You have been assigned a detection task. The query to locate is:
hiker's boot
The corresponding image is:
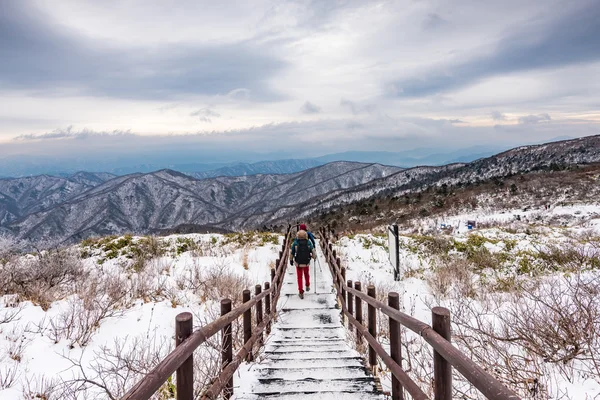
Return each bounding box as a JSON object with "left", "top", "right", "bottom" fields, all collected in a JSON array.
[
  {"left": 299, "top": 291, "right": 304, "bottom": 299},
  {"left": 306, "top": 286, "right": 310, "bottom": 292}
]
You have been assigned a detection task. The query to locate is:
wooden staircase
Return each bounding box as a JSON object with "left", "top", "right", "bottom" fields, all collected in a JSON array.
[{"left": 233, "top": 241, "right": 384, "bottom": 399}]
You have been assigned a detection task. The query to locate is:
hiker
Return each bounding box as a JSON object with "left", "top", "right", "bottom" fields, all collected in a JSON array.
[
  {"left": 290, "top": 229, "right": 316, "bottom": 299},
  {"left": 299, "top": 223, "right": 316, "bottom": 248}
]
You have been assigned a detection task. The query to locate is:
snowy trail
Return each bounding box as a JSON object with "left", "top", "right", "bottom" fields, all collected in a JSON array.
[{"left": 233, "top": 240, "right": 384, "bottom": 399}]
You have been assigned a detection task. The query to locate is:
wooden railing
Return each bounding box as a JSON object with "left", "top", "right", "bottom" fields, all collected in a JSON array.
[
  {"left": 121, "top": 225, "right": 292, "bottom": 400},
  {"left": 319, "top": 227, "right": 521, "bottom": 400}
]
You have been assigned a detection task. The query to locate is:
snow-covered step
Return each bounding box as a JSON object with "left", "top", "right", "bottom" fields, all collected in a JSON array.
[
  {"left": 264, "top": 350, "right": 357, "bottom": 360},
  {"left": 233, "top": 240, "right": 384, "bottom": 400},
  {"left": 235, "top": 392, "right": 383, "bottom": 400},
  {"left": 251, "top": 377, "right": 379, "bottom": 394},
  {"left": 265, "top": 343, "right": 349, "bottom": 352},
  {"left": 254, "top": 366, "right": 373, "bottom": 380},
  {"left": 259, "top": 356, "right": 366, "bottom": 369}
]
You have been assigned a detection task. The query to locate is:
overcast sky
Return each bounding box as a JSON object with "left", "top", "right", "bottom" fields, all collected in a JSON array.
[{"left": 1, "top": 0, "right": 599, "bottom": 161}]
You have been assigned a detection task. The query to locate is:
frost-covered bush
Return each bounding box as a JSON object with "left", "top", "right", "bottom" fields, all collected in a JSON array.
[{"left": 0, "top": 248, "right": 86, "bottom": 309}]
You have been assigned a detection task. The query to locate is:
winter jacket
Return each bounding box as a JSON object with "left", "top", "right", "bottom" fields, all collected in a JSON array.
[{"left": 290, "top": 230, "right": 315, "bottom": 264}]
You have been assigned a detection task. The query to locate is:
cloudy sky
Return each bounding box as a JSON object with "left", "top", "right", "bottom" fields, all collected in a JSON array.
[{"left": 1, "top": 0, "right": 599, "bottom": 163}]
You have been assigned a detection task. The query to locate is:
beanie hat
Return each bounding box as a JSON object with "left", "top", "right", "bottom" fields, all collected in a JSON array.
[{"left": 299, "top": 223, "right": 307, "bottom": 231}]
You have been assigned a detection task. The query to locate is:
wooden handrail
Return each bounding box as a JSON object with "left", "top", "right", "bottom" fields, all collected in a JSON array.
[
  {"left": 319, "top": 227, "right": 521, "bottom": 400},
  {"left": 342, "top": 296, "right": 429, "bottom": 399},
  {"left": 201, "top": 313, "right": 273, "bottom": 399},
  {"left": 122, "top": 289, "right": 273, "bottom": 399},
  {"left": 122, "top": 225, "right": 292, "bottom": 400}
]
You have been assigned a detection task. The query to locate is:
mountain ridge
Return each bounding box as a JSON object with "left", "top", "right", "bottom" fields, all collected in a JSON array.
[{"left": 2, "top": 135, "right": 600, "bottom": 243}]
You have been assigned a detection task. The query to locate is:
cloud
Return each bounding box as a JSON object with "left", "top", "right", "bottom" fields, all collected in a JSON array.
[
  {"left": 518, "top": 113, "right": 552, "bottom": 124},
  {"left": 491, "top": 111, "right": 507, "bottom": 121},
  {"left": 0, "top": 2, "right": 286, "bottom": 101},
  {"left": 14, "top": 126, "right": 133, "bottom": 141},
  {"left": 390, "top": 1, "right": 600, "bottom": 97},
  {"left": 1, "top": 0, "right": 599, "bottom": 165},
  {"left": 300, "top": 101, "right": 321, "bottom": 114},
  {"left": 190, "top": 108, "right": 221, "bottom": 122},
  {"left": 340, "top": 99, "right": 375, "bottom": 115},
  {"left": 422, "top": 13, "right": 447, "bottom": 30}
]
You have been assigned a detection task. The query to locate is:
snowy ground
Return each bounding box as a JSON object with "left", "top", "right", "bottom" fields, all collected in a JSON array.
[
  {"left": 2, "top": 202, "right": 600, "bottom": 399},
  {"left": 0, "top": 233, "right": 282, "bottom": 399},
  {"left": 333, "top": 203, "right": 600, "bottom": 399}
]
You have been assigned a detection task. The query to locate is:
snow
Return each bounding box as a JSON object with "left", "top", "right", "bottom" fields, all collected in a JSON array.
[
  {"left": 0, "top": 233, "right": 282, "bottom": 399},
  {"left": 3, "top": 201, "right": 600, "bottom": 398},
  {"left": 331, "top": 204, "right": 600, "bottom": 399}
]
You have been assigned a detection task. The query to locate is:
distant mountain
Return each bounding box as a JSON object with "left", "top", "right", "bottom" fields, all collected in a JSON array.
[
  {"left": 187, "top": 159, "right": 325, "bottom": 179},
  {"left": 313, "top": 146, "right": 508, "bottom": 167},
  {"left": 263, "top": 135, "right": 600, "bottom": 225},
  {"left": 5, "top": 162, "right": 400, "bottom": 243},
  {"left": 3, "top": 135, "right": 600, "bottom": 243},
  {"left": 0, "top": 172, "right": 114, "bottom": 226}
]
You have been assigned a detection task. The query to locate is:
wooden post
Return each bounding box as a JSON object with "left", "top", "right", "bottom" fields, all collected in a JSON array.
[
  {"left": 432, "top": 307, "right": 452, "bottom": 400},
  {"left": 367, "top": 285, "right": 377, "bottom": 370},
  {"left": 264, "top": 282, "right": 271, "bottom": 334},
  {"left": 336, "top": 257, "right": 342, "bottom": 292},
  {"left": 354, "top": 281, "right": 362, "bottom": 344},
  {"left": 255, "top": 285, "right": 263, "bottom": 346},
  {"left": 271, "top": 268, "right": 276, "bottom": 283},
  {"left": 221, "top": 299, "right": 233, "bottom": 399},
  {"left": 388, "top": 292, "right": 404, "bottom": 400},
  {"left": 175, "top": 312, "right": 193, "bottom": 400},
  {"left": 341, "top": 267, "right": 346, "bottom": 323},
  {"left": 347, "top": 280, "right": 353, "bottom": 332},
  {"left": 242, "top": 290, "right": 252, "bottom": 362}
]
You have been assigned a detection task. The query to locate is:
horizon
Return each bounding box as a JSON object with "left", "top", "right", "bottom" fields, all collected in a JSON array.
[
  {"left": 0, "top": 133, "right": 593, "bottom": 178},
  {"left": 1, "top": 1, "right": 599, "bottom": 169}
]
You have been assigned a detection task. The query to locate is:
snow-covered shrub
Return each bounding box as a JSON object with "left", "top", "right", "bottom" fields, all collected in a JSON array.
[
  {"left": 0, "top": 248, "right": 86, "bottom": 310},
  {"left": 46, "top": 275, "right": 126, "bottom": 348},
  {"left": 0, "top": 360, "right": 18, "bottom": 390},
  {"left": 451, "top": 274, "right": 600, "bottom": 398},
  {"left": 426, "top": 258, "right": 475, "bottom": 299},
  {"left": 61, "top": 334, "right": 172, "bottom": 399},
  {"left": 22, "top": 375, "right": 58, "bottom": 400}
]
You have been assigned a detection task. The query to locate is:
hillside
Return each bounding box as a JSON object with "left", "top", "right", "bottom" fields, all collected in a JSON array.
[
  {"left": 268, "top": 135, "right": 600, "bottom": 227},
  {"left": 4, "top": 162, "right": 399, "bottom": 243},
  {"left": 0, "top": 172, "right": 115, "bottom": 226}
]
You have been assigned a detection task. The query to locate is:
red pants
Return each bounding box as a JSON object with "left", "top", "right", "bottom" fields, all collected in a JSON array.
[{"left": 296, "top": 264, "right": 310, "bottom": 293}]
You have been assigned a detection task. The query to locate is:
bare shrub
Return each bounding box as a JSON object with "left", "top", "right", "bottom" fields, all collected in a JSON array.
[
  {"left": 0, "top": 359, "right": 19, "bottom": 390},
  {"left": 0, "top": 298, "right": 22, "bottom": 325},
  {"left": 426, "top": 258, "right": 475, "bottom": 299},
  {"left": 0, "top": 247, "right": 86, "bottom": 309},
  {"left": 197, "top": 259, "right": 251, "bottom": 306},
  {"left": 0, "top": 234, "right": 19, "bottom": 263},
  {"left": 193, "top": 343, "right": 223, "bottom": 398},
  {"left": 61, "top": 334, "right": 172, "bottom": 399},
  {"left": 46, "top": 276, "right": 126, "bottom": 348},
  {"left": 451, "top": 274, "right": 600, "bottom": 398},
  {"left": 22, "top": 375, "right": 59, "bottom": 400}
]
